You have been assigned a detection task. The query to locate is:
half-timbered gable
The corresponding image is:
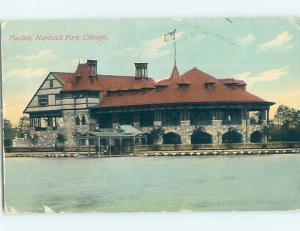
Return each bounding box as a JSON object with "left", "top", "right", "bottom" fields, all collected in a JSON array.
[{"left": 24, "top": 73, "right": 64, "bottom": 113}]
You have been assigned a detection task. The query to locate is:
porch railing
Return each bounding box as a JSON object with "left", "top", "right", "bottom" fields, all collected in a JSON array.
[{"left": 222, "top": 120, "right": 242, "bottom": 125}]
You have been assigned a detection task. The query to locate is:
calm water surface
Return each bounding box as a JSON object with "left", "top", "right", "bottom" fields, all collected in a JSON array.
[{"left": 4, "top": 155, "right": 300, "bottom": 212}]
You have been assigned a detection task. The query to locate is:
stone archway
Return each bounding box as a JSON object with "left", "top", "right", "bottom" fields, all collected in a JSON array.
[
  {"left": 222, "top": 131, "right": 243, "bottom": 144},
  {"left": 250, "top": 131, "right": 263, "bottom": 143},
  {"left": 191, "top": 130, "right": 212, "bottom": 144},
  {"left": 163, "top": 132, "right": 182, "bottom": 144}
]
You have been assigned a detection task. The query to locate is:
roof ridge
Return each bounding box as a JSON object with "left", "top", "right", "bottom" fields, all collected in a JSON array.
[
  {"left": 52, "top": 71, "right": 74, "bottom": 74},
  {"left": 181, "top": 67, "right": 220, "bottom": 83}
]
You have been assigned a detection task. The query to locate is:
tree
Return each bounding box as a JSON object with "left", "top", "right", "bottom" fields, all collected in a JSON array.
[
  {"left": 274, "top": 105, "right": 299, "bottom": 127},
  {"left": 17, "top": 116, "right": 30, "bottom": 138},
  {"left": 4, "top": 119, "right": 17, "bottom": 147},
  {"left": 56, "top": 132, "right": 67, "bottom": 151},
  {"left": 269, "top": 105, "right": 300, "bottom": 142}
]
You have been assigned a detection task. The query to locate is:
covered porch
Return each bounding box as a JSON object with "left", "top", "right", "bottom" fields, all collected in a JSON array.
[{"left": 77, "top": 125, "right": 147, "bottom": 156}]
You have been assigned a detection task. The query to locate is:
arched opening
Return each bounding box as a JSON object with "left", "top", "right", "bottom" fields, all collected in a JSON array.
[
  {"left": 81, "top": 115, "right": 86, "bottom": 125},
  {"left": 191, "top": 130, "right": 212, "bottom": 144},
  {"left": 163, "top": 132, "right": 181, "bottom": 144},
  {"left": 75, "top": 115, "right": 80, "bottom": 125},
  {"left": 222, "top": 131, "right": 243, "bottom": 144},
  {"left": 250, "top": 131, "right": 263, "bottom": 143}
]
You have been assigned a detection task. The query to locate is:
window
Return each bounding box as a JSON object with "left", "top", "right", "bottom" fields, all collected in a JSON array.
[
  {"left": 178, "top": 84, "right": 188, "bottom": 90},
  {"left": 205, "top": 83, "right": 215, "bottom": 90},
  {"left": 38, "top": 95, "right": 48, "bottom": 107},
  {"left": 76, "top": 115, "right": 81, "bottom": 125},
  {"left": 49, "top": 80, "right": 54, "bottom": 88},
  {"left": 55, "top": 94, "right": 61, "bottom": 100},
  {"left": 82, "top": 115, "right": 86, "bottom": 125}
]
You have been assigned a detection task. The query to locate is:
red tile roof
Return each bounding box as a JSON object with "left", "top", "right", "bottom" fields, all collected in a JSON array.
[
  {"left": 99, "top": 67, "right": 272, "bottom": 108},
  {"left": 52, "top": 62, "right": 273, "bottom": 108},
  {"left": 53, "top": 63, "right": 155, "bottom": 92}
]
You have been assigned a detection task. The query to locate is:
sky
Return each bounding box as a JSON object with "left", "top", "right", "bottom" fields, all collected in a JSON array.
[{"left": 1, "top": 18, "right": 300, "bottom": 125}]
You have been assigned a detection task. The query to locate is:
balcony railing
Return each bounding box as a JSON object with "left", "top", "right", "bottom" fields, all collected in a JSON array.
[
  {"left": 162, "top": 121, "right": 180, "bottom": 126},
  {"left": 222, "top": 120, "right": 242, "bottom": 125},
  {"left": 190, "top": 120, "right": 213, "bottom": 125}
]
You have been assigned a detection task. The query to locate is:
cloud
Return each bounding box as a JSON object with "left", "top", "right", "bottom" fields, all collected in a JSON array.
[
  {"left": 259, "top": 31, "right": 292, "bottom": 50},
  {"left": 237, "top": 34, "right": 255, "bottom": 46},
  {"left": 117, "top": 31, "right": 185, "bottom": 59},
  {"left": 6, "top": 67, "right": 48, "bottom": 79},
  {"left": 11, "top": 49, "right": 57, "bottom": 61},
  {"left": 233, "top": 67, "right": 288, "bottom": 86}
]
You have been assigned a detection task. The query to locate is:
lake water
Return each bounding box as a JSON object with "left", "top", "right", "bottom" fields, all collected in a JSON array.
[{"left": 4, "top": 154, "right": 300, "bottom": 213}]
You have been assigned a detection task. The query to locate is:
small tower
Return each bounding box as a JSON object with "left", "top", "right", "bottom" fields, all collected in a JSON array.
[{"left": 135, "top": 63, "right": 148, "bottom": 79}]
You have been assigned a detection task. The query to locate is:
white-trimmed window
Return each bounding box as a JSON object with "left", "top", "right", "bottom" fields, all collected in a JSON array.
[
  {"left": 49, "top": 80, "right": 54, "bottom": 88},
  {"left": 38, "top": 95, "right": 48, "bottom": 107}
]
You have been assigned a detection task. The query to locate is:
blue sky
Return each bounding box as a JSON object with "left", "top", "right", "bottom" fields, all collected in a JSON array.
[{"left": 2, "top": 18, "right": 300, "bottom": 124}]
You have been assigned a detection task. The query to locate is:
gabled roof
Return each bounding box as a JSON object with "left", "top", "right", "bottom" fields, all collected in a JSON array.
[
  {"left": 54, "top": 63, "right": 155, "bottom": 92},
  {"left": 98, "top": 67, "right": 273, "bottom": 108},
  {"left": 42, "top": 62, "right": 273, "bottom": 109}
]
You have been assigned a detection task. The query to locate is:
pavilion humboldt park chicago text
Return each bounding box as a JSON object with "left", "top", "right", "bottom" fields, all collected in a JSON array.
[{"left": 20, "top": 54, "right": 275, "bottom": 155}]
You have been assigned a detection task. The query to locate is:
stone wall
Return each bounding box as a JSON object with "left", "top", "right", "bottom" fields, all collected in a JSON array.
[
  {"left": 24, "top": 111, "right": 267, "bottom": 147},
  {"left": 138, "top": 119, "right": 266, "bottom": 145},
  {"left": 27, "top": 128, "right": 59, "bottom": 147},
  {"left": 62, "top": 109, "right": 92, "bottom": 146},
  {"left": 23, "top": 109, "right": 93, "bottom": 147}
]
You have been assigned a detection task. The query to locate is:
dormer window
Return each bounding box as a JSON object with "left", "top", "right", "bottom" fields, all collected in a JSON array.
[
  {"left": 155, "top": 86, "right": 167, "bottom": 92},
  {"left": 205, "top": 82, "right": 215, "bottom": 90},
  {"left": 178, "top": 83, "right": 189, "bottom": 90},
  {"left": 107, "top": 91, "right": 113, "bottom": 97},
  {"left": 177, "top": 80, "right": 190, "bottom": 90},
  {"left": 75, "top": 76, "right": 81, "bottom": 84}
]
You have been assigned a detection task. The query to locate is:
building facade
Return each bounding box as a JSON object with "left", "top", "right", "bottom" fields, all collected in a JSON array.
[{"left": 23, "top": 60, "right": 274, "bottom": 148}]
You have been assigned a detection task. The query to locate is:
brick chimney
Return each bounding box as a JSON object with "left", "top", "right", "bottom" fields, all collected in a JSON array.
[
  {"left": 135, "top": 63, "right": 148, "bottom": 79},
  {"left": 87, "top": 60, "right": 97, "bottom": 76}
]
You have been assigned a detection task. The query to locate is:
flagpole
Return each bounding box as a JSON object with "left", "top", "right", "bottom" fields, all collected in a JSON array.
[{"left": 174, "top": 29, "right": 176, "bottom": 66}]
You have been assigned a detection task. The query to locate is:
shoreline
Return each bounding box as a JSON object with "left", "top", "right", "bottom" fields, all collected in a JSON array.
[{"left": 4, "top": 148, "right": 300, "bottom": 158}]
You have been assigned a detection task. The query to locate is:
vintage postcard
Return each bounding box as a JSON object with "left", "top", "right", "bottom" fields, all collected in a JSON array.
[{"left": 1, "top": 18, "right": 300, "bottom": 213}]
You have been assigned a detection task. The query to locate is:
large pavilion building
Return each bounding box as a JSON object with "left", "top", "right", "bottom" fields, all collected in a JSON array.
[{"left": 23, "top": 60, "right": 274, "bottom": 151}]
